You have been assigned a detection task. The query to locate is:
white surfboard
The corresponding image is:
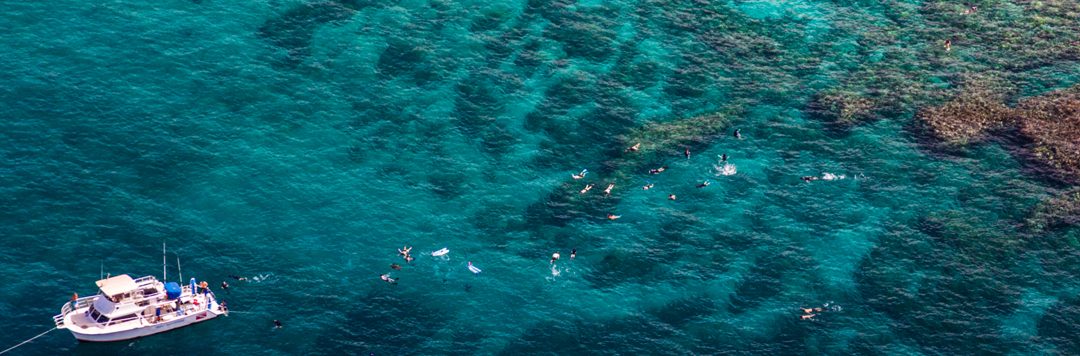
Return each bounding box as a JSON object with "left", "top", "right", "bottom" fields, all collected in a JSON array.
[{"left": 432, "top": 248, "right": 449, "bottom": 257}]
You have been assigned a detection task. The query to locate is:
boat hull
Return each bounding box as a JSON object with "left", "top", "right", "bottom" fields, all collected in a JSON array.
[{"left": 66, "top": 310, "right": 221, "bottom": 342}]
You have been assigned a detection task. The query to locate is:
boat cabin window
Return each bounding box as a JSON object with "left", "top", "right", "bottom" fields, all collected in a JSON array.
[{"left": 88, "top": 305, "right": 109, "bottom": 323}]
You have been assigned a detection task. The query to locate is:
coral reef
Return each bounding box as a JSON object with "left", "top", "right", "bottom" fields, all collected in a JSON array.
[
  {"left": 808, "top": 90, "right": 876, "bottom": 127},
  {"left": 917, "top": 82, "right": 1080, "bottom": 182},
  {"left": 1014, "top": 86, "right": 1080, "bottom": 180},
  {"left": 917, "top": 77, "right": 1014, "bottom": 145},
  {"left": 1026, "top": 189, "right": 1080, "bottom": 231}
]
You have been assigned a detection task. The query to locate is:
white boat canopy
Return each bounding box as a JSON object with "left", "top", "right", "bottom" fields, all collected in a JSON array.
[{"left": 95, "top": 274, "right": 137, "bottom": 296}]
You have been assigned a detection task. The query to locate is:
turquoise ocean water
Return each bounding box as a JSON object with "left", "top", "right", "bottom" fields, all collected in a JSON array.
[{"left": 2, "top": 0, "right": 1080, "bottom": 354}]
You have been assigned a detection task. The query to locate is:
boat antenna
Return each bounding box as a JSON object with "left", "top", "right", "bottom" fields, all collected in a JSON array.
[
  {"left": 162, "top": 242, "right": 167, "bottom": 281},
  {"left": 176, "top": 254, "right": 183, "bottom": 283},
  {"left": 100, "top": 260, "right": 104, "bottom": 280}
]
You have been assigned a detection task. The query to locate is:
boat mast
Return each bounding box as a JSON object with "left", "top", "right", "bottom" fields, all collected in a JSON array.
[
  {"left": 162, "top": 242, "right": 167, "bottom": 281},
  {"left": 177, "top": 254, "right": 183, "bottom": 282}
]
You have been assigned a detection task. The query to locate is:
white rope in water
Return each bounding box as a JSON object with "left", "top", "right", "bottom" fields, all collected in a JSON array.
[{"left": 0, "top": 327, "right": 56, "bottom": 355}]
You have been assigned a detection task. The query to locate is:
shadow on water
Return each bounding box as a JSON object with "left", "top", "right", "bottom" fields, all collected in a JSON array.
[
  {"left": 649, "top": 294, "right": 717, "bottom": 328},
  {"left": 258, "top": 1, "right": 373, "bottom": 67},
  {"left": 1038, "top": 292, "right": 1080, "bottom": 354},
  {"left": 314, "top": 293, "right": 447, "bottom": 354},
  {"left": 728, "top": 247, "right": 815, "bottom": 314},
  {"left": 854, "top": 213, "right": 1032, "bottom": 353},
  {"left": 498, "top": 315, "right": 684, "bottom": 355}
]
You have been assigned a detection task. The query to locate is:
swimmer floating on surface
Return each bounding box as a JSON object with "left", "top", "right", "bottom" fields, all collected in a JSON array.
[
  {"left": 551, "top": 251, "right": 560, "bottom": 264},
  {"left": 643, "top": 183, "right": 654, "bottom": 190},
  {"left": 604, "top": 182, "right": 615, "bottom": 195},
  {"left": 607, "top": 213, "right": 621, "bottom": 220},
  {"left": 625, "top": 143, "right": 641, "bottom": 152},
  {"left": 580, "top": 184, "right": 594, "bottom": 194},
  {"left": 571, "top": 169, "right": 588, "bottom": 180},
  {"left": 649, "top": 166, "right": 668, "bottom": 174}
]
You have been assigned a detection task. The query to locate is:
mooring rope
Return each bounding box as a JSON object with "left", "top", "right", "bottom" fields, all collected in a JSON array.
[{"left": 0, "top": 327, "right": 57, "bottom": 355}]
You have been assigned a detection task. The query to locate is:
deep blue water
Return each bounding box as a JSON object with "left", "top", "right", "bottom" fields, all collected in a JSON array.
[{"left": 2, "top": 0, "right": 1080, "bottom": 354}]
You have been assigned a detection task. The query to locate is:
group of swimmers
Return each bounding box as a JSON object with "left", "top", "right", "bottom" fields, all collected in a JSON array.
[
  {"left": 380, "top": 246, "right": 418, "bottom": 284},
  {"left": 550, "top": 249, "right": 577, "bottom": 264},
  {"left": 574, "top": 128, "right": 743, "bottom": 219}
]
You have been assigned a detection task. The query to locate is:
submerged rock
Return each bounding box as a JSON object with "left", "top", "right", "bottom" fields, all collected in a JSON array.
[
  {"left": 807, "top": 90, "right": 876, "bottom": 127},
  {"left": 1026, "top": 189, "right": 1080, "bottom": 231},
  {"left": 917, "top": 83, "right": 1080, "bottom": 183},
  {"left": 916, "top": 78, "right": 1014, "bottom": 146},
  {"left": 1014, "top": 86, "right": 1080, "bottom": 181}
]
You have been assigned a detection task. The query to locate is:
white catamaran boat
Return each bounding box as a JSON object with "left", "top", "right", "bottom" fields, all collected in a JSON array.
[{"left": 52, "top": 246, "right": 226, "bottom": 342}]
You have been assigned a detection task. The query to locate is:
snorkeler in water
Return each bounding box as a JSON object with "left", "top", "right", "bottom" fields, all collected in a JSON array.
[
  {"left": 571, "top": 169, "right": 588, "bottom": 180},
  {"left": 944, "top": 39, "right": 952, "bottom": 51},
  {"left": 626, "top": 143, "right": 641, "bottom": 152},
  {"left": 604, "top": 182, "right": 615, "bottom": 195},
  {"left": 696, "top": 181, "right": 710, "bottom": 188},
  {"left": 229, "top": 275, "right": 248, "bottom": 281},
  {"left": 607, "top": 213, "right": 621, "bottom": 220},
  {"left": 551, "top": 251, "right": 560, "bottom": 264},
  {"left": 380, "top": 274, "right": 397, "bottom": 284},
  {"left": 721, "top": 153, "right": 728, "bottom": 162},
  {"left": 570, "top": 249, "right": 576, "bottom": 259},
  {"left": 733, "top": 128, "right": 742, "bottom": 139},
  {"left": 391, "top": 263, "right": 402, "bottom": 270},
  {"left": 801, "top": 176, "right": 819, "bottom": 183},
  {"left": 643, "top": 183, "right": 654, "bottom": 190},
  {"left": 580, "top": 184, "right": 594, "bottom": 194},
  {"left": 649, "top": 166, "right": 668, "bottom": 174},
  {"left": 668, "top": 194, "right": 677, "bottom": 200},
  {"left": 685, "top": 148, "right": 691, "bottom": 159}
]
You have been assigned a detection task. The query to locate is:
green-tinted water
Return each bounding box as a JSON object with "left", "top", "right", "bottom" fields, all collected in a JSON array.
[{"left": 2, "top": 0, "right": 1079, "bottom": 354}]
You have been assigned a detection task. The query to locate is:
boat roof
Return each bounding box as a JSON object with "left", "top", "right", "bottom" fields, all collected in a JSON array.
[{"left": 95, "top": 274, "right": 137, "bottom": 296}]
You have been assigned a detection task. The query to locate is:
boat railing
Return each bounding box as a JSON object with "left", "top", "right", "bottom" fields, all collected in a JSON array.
[{"left": 53, "top": 296, "right": 95, "bottom": 328}]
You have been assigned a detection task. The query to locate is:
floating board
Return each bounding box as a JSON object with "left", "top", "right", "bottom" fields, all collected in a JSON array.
[
  {"left": 468, "top": 262, "right": 482, "bottom": 274},
  {"left": 432, "top": 248, "right": 450, "bottom": 257}
]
